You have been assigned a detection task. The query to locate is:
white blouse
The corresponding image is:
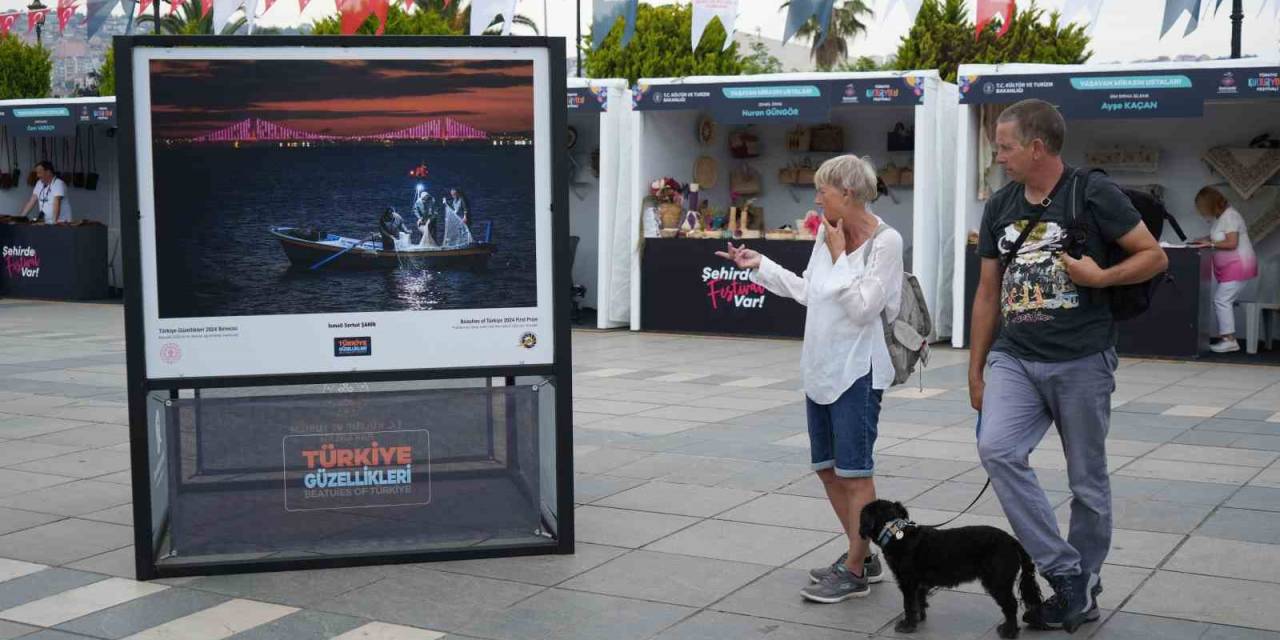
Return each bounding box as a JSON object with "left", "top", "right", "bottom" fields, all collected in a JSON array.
[{"left": 751, "top": 218, "right": 903, "bottom": 403}]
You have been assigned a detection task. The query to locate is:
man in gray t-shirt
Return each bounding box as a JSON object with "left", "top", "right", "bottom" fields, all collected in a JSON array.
[{"left": 968, "top": 99, "right": 1167, "bottom": 634}]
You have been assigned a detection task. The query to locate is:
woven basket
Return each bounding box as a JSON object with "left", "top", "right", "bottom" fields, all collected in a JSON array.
[{"left": 659, "top": 202, "right": 683, "bottom": 229}]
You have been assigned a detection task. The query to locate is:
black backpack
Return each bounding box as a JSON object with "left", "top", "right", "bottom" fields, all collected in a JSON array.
[{"left": 1067, "top": 168, "right": 1182, "bottom": 321}]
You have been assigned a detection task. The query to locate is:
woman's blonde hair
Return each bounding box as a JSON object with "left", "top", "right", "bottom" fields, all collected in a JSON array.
[
  {"left": 814, "top": 155, "right": 879, "bottom": 204},
  {"left": 1195, "top": 186, "right": 1230, "bottom": 215}
]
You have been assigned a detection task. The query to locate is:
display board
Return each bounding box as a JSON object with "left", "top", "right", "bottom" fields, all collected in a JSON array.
[{"left": 127, "top": 44, "right": 556, "bottom": 379}]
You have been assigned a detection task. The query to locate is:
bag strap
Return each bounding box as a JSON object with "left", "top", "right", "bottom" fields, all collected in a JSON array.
[
  {"left": 1000, "top": 205, "right": 1048, "bottom": 272},
  {"left": 88, "top": 128, "right": 97, "bottom": 172},
  {"left": 862, "top": 222, "right": 891, "bottom": 326}
]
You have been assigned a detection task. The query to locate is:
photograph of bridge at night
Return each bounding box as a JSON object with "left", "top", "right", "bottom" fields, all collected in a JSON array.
[{"left": 145, "top": 54, "right": 539, "bottom": 319}]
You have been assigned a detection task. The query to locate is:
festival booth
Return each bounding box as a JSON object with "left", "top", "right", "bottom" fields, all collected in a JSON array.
[
  {"left": 566, "top": 78, "right": 634, "bottom": 329},
  {"left": 629, "top": 71, "right": 958, "bottom": 339},
  {"left": 0, "top": 97, "right": 119, "bottom": 300},
  {"left": 952, "top": 59, "right": 1280, "bottom": 358},
  {"left": 117, "top": 36, "right": 573, "bottom": 579}
]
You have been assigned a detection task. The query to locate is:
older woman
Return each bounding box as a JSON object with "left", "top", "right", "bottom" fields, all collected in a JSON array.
[
  {"left": 717, "top": 155, "right": 904, "bottom": 603},
  {"left": 1190, "top": 187, "right": 1258, "bottom": 353}
]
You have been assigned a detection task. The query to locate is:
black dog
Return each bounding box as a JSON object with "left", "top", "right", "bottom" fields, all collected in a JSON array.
[{"left": 859, "top": 500, "right": 1043, "bottom": 639}]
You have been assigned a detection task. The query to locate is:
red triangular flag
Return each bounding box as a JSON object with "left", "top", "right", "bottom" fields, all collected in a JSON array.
[
  {"left": 200, "top": 0, "right": 212, "bottom": 16},
  {"left": 0, "top": 12, "right": 18, "bottom": 35},
  {"left": 169, "top": 0, "right": 185, "bottom": 15},
  {"left": 27, "top": 8, "right": 50, "bottom": 32},
  {"left": 56, "top": 0, "right": 77, "bottom": 32},
  {"left": 976, "top": 0, "right": 1016, "bottom": 38},
  {"left": 263, "top": 0, "right": 275, "bottom": 13},
  {"left": 443, "top": 0, "right": 449, "bottom": 6},
  {"left": 138, "top": 0, "right": 152, "bottom": 15},
  {"left": 299, "top": 0, "right": 311, "bottom": 13},
  {"left": 337, "top": 0, "right": 386, "bottom": 34}
]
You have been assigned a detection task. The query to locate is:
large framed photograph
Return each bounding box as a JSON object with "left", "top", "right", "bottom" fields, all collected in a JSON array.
[{"left": 126, "top": 43, "right": 556, "bottom": 379}]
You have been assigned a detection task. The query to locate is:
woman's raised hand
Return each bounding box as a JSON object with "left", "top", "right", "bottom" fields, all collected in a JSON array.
[{"left": 715, "top": 242, "right": 762, "bottom": 270}]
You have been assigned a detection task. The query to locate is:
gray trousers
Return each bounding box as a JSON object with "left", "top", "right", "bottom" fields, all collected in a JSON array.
[{"left": 977, "top": 348, "right": 1117, "bottom": 578}]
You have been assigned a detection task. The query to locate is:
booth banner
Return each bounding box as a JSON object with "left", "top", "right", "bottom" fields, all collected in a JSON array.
[
  {"left": 0, "top": 100, "right": 115, "bottom": 136},
  {"left": 0, "top": 223, "right": 108, "bottom": 300},
  {"left": 959, "top": 67, "right": 1280, "bottom": 118},
  {"left": 129, "top": 47, "right": 555, "bottom": 379},
  {"left": 567, "top": 86, "right": 608, "bottom": 112},
  {"left": 641, "top": 239, "right": 808, "bottom": 338},
  {"left": 633, "top": 77, "right": 924, "bottom": 123}
]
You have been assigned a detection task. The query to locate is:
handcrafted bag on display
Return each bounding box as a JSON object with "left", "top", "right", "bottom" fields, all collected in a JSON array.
[
  {"left": 786, "top": 125, "right": 811, "bottom": 152},
  {"left": 0, "top": 127, "right": 11, "bottom": 189},
  {"left": 697, "top": 115, "right": 717, "bottom": 145},
  {"left": 694, "top": 155, "right": 718, "bottom": 188},
  {"left": 795, "top": 157, "right": 817, "bottom": 185},
  {"left": 84, "top": 128, "right": 100, "bottom": 191},
  {"left": 27, "top": 139, "right": 40, "bottom": 186},
  {"left": 728, "top": 129, "right": 761, "bottom": 158},
  {"left": 10, "top": 133, "right": 19, "bottom": 188},
  {"left": 777, "top": 163, "right": 797, "bottom": 185},
  {"left": 809, "top": 124, "right": 845, "bottom": 152},
  {"left": 887, "top": 122, "right": 914, "bottom": 152},
  {"left": 71, "top": 127, "right": 86, "bottom": 188},
  {"left": 730, "top": 163, "right": 762, "bottom": 195},
  {"left": 658, "top": 202, "right": 683, "bottom": 229}
]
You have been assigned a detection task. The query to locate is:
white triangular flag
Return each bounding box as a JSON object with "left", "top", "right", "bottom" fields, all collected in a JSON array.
[
  {"left": 691, "top": 0, "right": 737, "bottom": 51},
  {"left": 1160, "top": 0, "right": 1202, "bottom": 37},
  {"left": 470, "top": 0, "right": 516, "bottom": 35},
  {"left": 1061, "top": 0, "right": 1104, "bottom": 34},
  {"left": 883, "top": 0, "right": 922, "bottom": 22},
  {"left": 212, "top": 0, "right": 240, "bottom": 33}
]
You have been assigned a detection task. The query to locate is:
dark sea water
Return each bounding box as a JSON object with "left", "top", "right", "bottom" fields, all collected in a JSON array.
[{"left": 153, "top": 144, "right": 537, "bottom": 319}]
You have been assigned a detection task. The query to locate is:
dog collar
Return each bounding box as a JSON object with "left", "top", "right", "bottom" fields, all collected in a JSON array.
[{"left": 876, "top": 518, "right": 915, "bottom": 547}]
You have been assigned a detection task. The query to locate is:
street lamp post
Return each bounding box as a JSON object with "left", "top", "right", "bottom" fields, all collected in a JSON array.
[
  {"left": 1230, "top": 0, "right": 1243, "bottom": 59},
  {"left": 26, "top": 0, "right": 45, "bottom": 46}
]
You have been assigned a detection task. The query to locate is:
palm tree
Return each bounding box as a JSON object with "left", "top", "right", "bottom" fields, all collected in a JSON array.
[
  {"left": 137, "top": 0, "right": 247, "bottom": 34},
  {"left": 782, "top": 0, "right": 873, "bottom": 70}
]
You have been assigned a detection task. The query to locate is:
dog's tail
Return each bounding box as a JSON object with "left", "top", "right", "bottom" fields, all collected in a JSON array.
[{"left": 1017, "top": 546, "right": 1043, "bottom": 609}]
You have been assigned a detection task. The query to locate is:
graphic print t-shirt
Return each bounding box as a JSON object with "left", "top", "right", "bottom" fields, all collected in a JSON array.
[{"left": 978, "top": 167, "right": 1142, "bottom": 362}]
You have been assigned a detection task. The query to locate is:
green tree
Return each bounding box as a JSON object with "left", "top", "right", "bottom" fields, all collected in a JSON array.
[
  {"left": 583, "top": 3, "right": 743, "bottom": 86},
  {"left": 740, "top": 38, "right": 783, "bottom": 75},
  {"left": 893, "top": 0, "right": 1090, "bottom": 82},
  {"left": 95, "top": 46, "right": 115, "bottom": 97},
  {"left": 137, "top": 0, "right": 248, "bottom": 34},
  {"left": 0, "top": 35, "right": 52, "bottom": 100},
  {"left": 311, "top": 3, "right": 460, "bottom": 35},
  {"left": 837, "top": 55, "right": 891, "bottom": 72},
  {"left": 311, "top": 1, "right": 536, "bottom": 35},
  {"left": 781, "top": 0, "right": 873, "bottom": 71}
]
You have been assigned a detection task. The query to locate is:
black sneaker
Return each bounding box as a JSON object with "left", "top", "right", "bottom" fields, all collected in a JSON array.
[
  {"left": 808, "top": 552, "right": 884, "bottom": 584},
  {"left": 1035, "top": 573, "right": 1099, "bottom": 633},
  {"left": 1026, "top": 576, "right": 1102, "bottom": 629}
]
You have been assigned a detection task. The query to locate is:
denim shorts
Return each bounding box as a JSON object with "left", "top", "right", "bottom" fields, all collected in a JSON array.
[{"left": 805, "top": 371, "right": 882, "bottom": 478}]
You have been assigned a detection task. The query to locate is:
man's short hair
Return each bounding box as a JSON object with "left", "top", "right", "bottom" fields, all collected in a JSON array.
[
  {"left": 35, "top": 160, "right": 55, "bottom": 173},
  {"left": 997, "top": 99, "right": 1066, "bottom": 155}
]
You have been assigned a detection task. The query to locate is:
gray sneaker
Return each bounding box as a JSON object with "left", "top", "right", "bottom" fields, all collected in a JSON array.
[
  {"left": 801, "top": 561, "right": 870, "bottom": 603},
  {"left": 809, "top": 552, "right": 884, "bottom": 584}
]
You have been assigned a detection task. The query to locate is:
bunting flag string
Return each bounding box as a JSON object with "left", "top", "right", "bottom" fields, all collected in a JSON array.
[
  {"left": 691, "top": 0, "right": 737, "bottom": 51},
  {"left": 26, "top": 7, "right": 50, "bottom": 32},
  {"left": 1060, "top": 0, "right": 1104, "bottom": 33},
  {"left": 976, "top": 0, "right": 1016, "bottom": 38},
  {"left": 1160, "top": 0, "right": 1203, "bottom": 37},
  {"left": 0, "top": 11, "right": 19, "bottom": 35},
  {"left": 56, "top": 0, "right": 77, "bottom": 32},
  {"left": 782, "top": 0, "right": 834, "bottom": 46},
  {"left": 882, "top": 0, "right": 922, "bottom": 22},
  {"left": 591, "top": 0, "right": 637, "bottom": 48},
  {"left": 337, "top": 0, "right": 388, "bottom": 34}
]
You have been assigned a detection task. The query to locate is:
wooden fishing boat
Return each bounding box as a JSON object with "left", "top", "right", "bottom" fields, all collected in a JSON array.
[{"left": 270, "top": 224, "right": 494, "bottom": 270}]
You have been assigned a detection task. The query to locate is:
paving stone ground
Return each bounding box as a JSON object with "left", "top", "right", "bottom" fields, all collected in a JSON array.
[{"left": 2, "top": 299, "right": 1280, "bottom": 639}]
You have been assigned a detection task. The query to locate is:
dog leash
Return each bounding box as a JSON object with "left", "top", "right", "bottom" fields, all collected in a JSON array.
[{"left": 916, "top": 413, "right": 991, "bottom": 529}]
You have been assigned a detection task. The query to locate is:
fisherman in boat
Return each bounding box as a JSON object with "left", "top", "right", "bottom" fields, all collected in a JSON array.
[
  {"left": 379, "top": 207, "right": 410, "bottom": 251},
  {"left": 445, "top": 188, "right": 471, "bottom": 227},
  {"left": 414, "top": 190, "right": 442, "bottom": 246}
]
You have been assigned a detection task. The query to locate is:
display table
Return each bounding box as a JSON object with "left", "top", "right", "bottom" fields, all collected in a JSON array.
[
  {"left": 641, "top": 238, "right": 811, "bottom": 338},
  {"left": 960, "top": 245, "right": 1210, "bottom": 358},
  {"left": 0, "top": 221, "right": 108, "bottom": 300}
]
